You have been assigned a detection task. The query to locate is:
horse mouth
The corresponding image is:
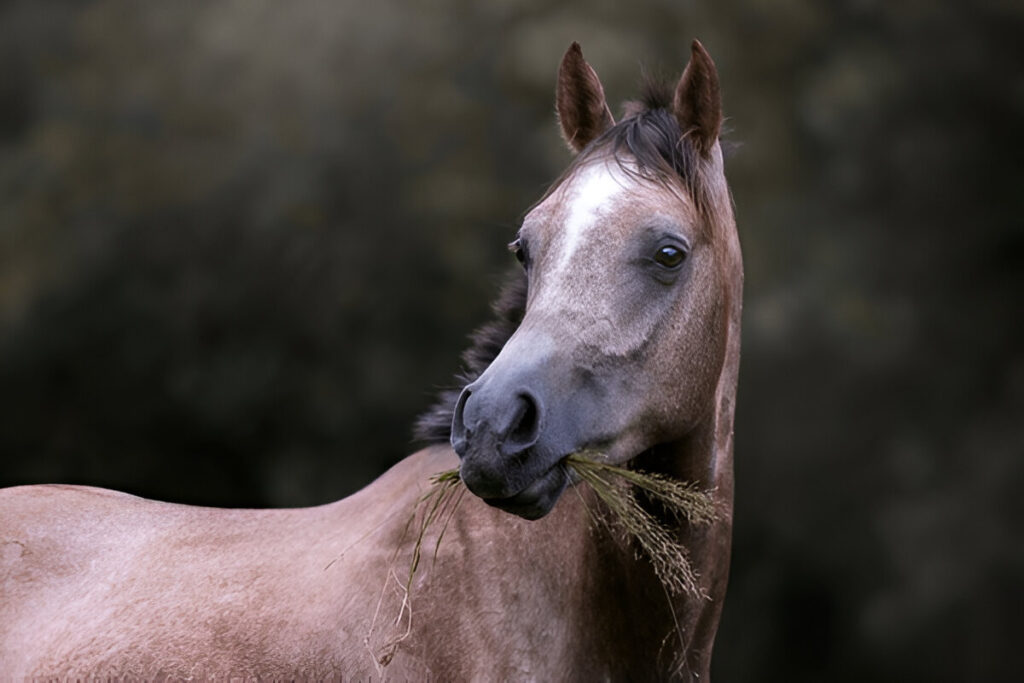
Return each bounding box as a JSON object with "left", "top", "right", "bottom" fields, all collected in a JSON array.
[
  {"left": 480, "top": 464, "right": 569, "bottom": 520},
  {"left": 475, "top": 442, "right": 648, "bottom": 520}
]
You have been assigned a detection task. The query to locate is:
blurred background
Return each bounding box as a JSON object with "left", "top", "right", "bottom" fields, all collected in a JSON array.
[{"left": 1, "top": 0, "right": 1019, "bottom": 680}]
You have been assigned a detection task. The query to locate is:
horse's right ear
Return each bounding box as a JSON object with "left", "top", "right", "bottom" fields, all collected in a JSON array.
[{"left": 556, "top": 42, "right": 615, "bottom": 153}]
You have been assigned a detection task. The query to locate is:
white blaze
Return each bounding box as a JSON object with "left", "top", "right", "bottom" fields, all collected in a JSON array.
[{"left": 554, "top": 161, "right": 628, "bottom": 275}]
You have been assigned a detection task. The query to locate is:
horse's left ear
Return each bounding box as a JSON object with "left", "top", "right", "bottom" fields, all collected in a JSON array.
[
  {"left": 556, "top": 42, "right": 615, "bottom": 153},
  {"left": 673, "top": 40, "right": 723, "bottom": 157}
]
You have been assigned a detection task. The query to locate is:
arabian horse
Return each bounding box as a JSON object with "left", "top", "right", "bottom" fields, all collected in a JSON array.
[{"left": 0, "top": 40, "right": 741, "bottom": 680}]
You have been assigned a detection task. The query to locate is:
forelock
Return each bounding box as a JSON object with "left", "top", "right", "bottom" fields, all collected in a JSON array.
[{"left": 536, "top": 82, "right": 720, "bottom": 238}]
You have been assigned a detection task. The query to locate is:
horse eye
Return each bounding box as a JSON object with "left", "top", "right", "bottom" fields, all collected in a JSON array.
[
  {"left": 654, "top": 245, "right": 686, "bottom": 268},
  {"left": 508, "top": 238, "right": 527, "bottom": 265}
]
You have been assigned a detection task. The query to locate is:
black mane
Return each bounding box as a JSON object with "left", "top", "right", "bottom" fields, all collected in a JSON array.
[
  {"left": 414, "top": 86, "right": 707, "bottom": 445},
  {"left": 591, "top": 79, "right": 714, "bottom": 220},
  {"left": 413, "top": 269, "right": 528, "bottom": 444}
]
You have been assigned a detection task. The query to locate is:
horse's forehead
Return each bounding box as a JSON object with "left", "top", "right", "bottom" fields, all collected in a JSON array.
[
  {"left": 527, "top": 160, "right": 694, "bottom": 259},
  {"left": 520, "top": 160, "right": 699, "bottom": 356}
]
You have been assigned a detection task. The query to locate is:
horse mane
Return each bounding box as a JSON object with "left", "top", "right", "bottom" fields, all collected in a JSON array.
[
  {"left": 537, "top": 78, "right": 722, "bottom": 239},
  {"left": 414, "top": 79, "right": 715, "bottom": 444},
  {"left": 414, "top": 269, "right": 528, "bottom": 444}
]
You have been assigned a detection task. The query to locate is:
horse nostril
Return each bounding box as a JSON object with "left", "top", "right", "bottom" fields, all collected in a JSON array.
[
  {"left": 451, "top": 388, "right": 472, "bottom": 456},
  {"left": 504, "top": 392, "right": 541, "bottom": 454},
  {"left": 452, "top": 384, "right": 542, "bottom": 460}
]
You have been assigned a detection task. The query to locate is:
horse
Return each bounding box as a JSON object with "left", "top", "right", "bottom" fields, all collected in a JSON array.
[{"left": 0, "top": 39, "right": 741, "bottom": 680}]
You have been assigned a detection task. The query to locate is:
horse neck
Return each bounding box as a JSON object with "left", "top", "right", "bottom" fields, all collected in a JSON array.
[
  {"left": 555, "top": 399, "right": 737, "bottom": 678},
  {"left": 635, "top": 208, "right": 742, "bottom": 676},
  {"left": 685, "top": 215, "right": 743, "bottom": 675}
]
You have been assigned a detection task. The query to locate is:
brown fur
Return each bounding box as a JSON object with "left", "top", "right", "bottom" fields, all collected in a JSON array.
[
  {"left": 0, "top": 450, "right": 707, "bottom": 678},
  {"left": 0, "top": 40, "right": 742, "bottom": 680}
]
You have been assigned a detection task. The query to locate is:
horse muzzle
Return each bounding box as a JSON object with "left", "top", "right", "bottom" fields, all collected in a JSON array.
[{"left": 451, "top": 382, "right": 571, "bottom": 519}]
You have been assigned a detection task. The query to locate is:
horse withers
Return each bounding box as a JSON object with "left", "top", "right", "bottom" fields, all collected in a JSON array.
[{"left": 0, "top": 40, "right": 741, "bottom": 680}]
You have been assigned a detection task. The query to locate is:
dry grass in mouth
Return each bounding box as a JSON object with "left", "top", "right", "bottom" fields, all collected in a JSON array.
[
  {"left": 407, "top": 452, "right": 719, "bottom": 600},
  {"left": 565, "top": 452, "right": 718, "bottom": 598}
]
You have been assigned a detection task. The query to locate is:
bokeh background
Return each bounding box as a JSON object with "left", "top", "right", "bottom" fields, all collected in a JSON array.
[{"left": 1, "top": 0, "right": 1019, "bottom": 680}]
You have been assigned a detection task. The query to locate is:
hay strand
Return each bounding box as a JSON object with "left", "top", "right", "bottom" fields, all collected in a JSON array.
[
  {"left": 407, "top": 468, "right": 464, "bottom": 587},
  {"left": 565, "top": 454, "right": 715, "bottom": 598},
  {"left": 367, "top": 469, "right": 466, "bottom": 668},
  {"left": 406, "top": 453, "right": 718, "bottom": 600}
]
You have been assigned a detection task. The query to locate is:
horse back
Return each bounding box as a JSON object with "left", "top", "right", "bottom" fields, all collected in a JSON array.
[{"left": 0, "top": 461, "right": 437, "bottom": 677}]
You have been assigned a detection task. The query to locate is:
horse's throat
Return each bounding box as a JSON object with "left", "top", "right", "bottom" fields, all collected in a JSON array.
[{"left": 632, "top": 413, "right": 718, "bottom": 486}]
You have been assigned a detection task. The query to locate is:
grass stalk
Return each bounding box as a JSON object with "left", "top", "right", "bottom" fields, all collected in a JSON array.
[{"left": 406, "top": 453, "right": 718, "bottom": 600}]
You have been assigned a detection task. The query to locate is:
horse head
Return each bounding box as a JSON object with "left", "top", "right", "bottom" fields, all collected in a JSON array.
[{"left": 452, "top": 41, "right": 741, "bottom": 520}]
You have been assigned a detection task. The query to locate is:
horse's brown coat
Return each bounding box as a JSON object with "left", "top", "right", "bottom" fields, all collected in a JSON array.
[
  {"left": 0, "top": 449, "right": 699, "bottom": 678},
  {"left": 0, "top": 40, "right": 741, "bottom": 680}
]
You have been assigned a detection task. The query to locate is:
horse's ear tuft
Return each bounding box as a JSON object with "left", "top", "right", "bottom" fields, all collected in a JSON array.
[
  {"left": 556, "top": 42, "right": 615, "bottom": 154},
  {"left": 673, "top": 40, "right": 722, "bottom": 157}
]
